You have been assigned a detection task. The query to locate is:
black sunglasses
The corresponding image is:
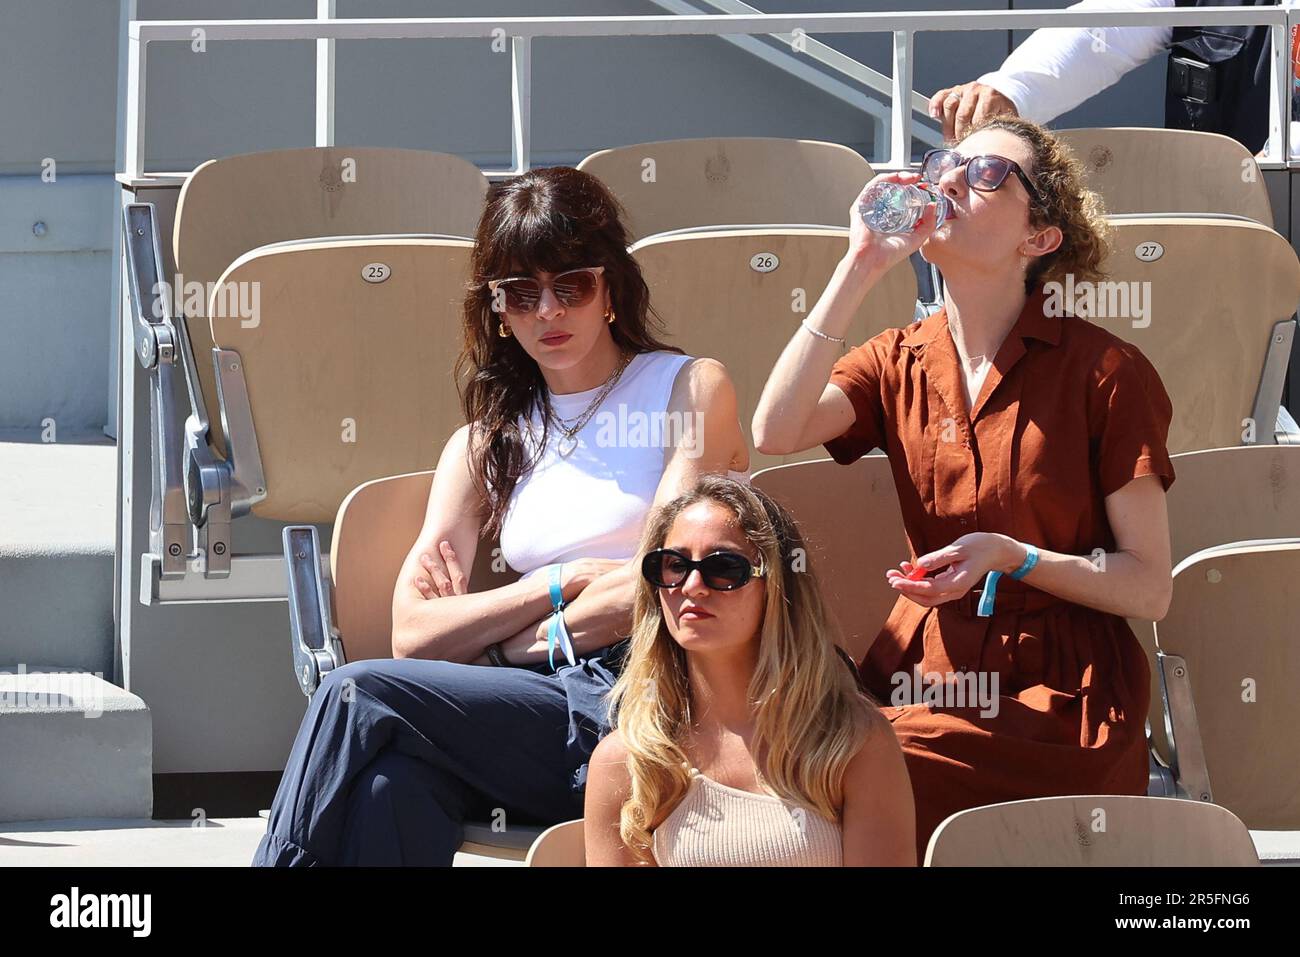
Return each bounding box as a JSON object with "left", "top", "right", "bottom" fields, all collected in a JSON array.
[
  {"left": 921, "top": 148, "right": 1043, "bottom": 207},
  {"left": 641, "top": 548, "right": 766, "bottom": 591}
]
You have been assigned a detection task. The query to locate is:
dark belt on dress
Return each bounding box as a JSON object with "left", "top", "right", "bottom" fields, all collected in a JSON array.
[{"left": 947, "top": 575, "right": 1065, "bottom": 618}]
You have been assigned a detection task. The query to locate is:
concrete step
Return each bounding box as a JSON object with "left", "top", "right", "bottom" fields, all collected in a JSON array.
[
  {"left": 0, "top": 430, "right": 116, "bottom": 677},
  {"left": 0, "top": 667, "right": 151, "bottom": 822},
  {"left": 0, "top": 817, "right": 265, "bottom": 866},
  {"left": 1250, "top": 831, "right": 1300, "bottom": 865},
  {"left": 0, "top": 814, "right": 523, "bottom": 866}
]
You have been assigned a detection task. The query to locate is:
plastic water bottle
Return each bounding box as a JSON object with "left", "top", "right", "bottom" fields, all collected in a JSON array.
[{"left": 858, "top": 182, "right": 951, "bottom": 234}]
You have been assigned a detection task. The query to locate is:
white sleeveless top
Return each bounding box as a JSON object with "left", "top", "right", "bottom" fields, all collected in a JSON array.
[
  {"left": 652, "top": 768, "right": 843, "bottom": 867},
  {"left": 498, "top": 350, "right": 750, "bottom": 580}
]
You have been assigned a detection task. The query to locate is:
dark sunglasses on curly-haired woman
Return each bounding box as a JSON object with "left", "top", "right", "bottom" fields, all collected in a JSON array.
[
  {"left": 641, "top": 548, "right": 766, "bottom": 591},
  {"left": 921, "top": 149, "right": 1043, "bottom": 207}
]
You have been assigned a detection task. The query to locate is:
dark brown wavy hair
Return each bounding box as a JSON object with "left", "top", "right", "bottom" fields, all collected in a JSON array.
[
  {"left": 455, "top": 166, "right": 681, "bottom": 538},
  {"left": 959, "top": 116, "right": 1112, "bottom": 294}
]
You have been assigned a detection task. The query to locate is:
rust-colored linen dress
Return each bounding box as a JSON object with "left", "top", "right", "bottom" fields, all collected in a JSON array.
[{"left": 823, "top": 283, "right": 1176, "bottom": 861}]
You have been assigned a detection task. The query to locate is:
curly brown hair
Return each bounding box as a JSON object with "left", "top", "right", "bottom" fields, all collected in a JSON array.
[{"left": 959, "top": 115, "right": 1112, "bottom": 293}]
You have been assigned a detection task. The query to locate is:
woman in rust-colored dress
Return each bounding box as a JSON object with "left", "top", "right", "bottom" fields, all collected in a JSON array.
[{"left": 753, "top": 116, "right": 1175, "bottom": 861}]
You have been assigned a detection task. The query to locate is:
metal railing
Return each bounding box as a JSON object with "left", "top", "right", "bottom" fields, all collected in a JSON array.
[
  {"left": 123, "top": 6, "right": 1298, "bottom": 180},
  {"left": 644, "top": 0, "right": 945, "bottom": 151}
]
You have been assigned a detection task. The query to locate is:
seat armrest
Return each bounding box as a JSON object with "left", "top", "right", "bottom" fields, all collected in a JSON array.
[{"left": 283, "top": 525, "right": 345, "bottom": 697}]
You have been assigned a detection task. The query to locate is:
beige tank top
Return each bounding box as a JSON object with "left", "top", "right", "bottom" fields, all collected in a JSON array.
[{"left": 651, "top": 767, "right": 843, "bottom": 867}]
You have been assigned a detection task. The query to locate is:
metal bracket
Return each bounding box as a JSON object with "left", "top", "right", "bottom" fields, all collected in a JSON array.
[
  {"left": 139, "top": 552, "right": 289, "bottom": 605},
  {"left": 1147, "top": 746, "right": 1177, "bottom": 797},
  {"left": 123, "top": 204, "right": 187, "bottom": 578},
  {"left": 212, "top": 348, "right": 268, "bottom": 519},
  {"left": 1254, "top": 315, "right": 1296, "bottom": 444},
  {"left": 909, "top": 252, "right": 943, "bottom": 321},
  {"left": 1156, "top": 650, "right": 1214, "bottom": 803},
  {"left": 283, "top": 526, "right": 345, "bottom": 697},
  {"left": 124, "top": 202, "right": 271, "bottom": 596}
]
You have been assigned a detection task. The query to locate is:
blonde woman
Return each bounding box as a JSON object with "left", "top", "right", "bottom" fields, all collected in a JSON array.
[{"left": 584, "top": 474, "right": 916, "bottom": 866}]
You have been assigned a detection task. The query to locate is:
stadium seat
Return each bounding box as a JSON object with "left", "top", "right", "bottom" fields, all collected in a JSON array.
[
  {"left": 632, "top": 226, "right": 918, "bottom": 472},
  {"left": 208, "top": 236, "right": 473, "bottom": 525},
  {"left": 925, "top": 795, "right": 1259, "bottom": 866},
  {"left": 577, "top": 137, "right": 871, "bottom": 242},
  {"left": 1056, "top": 128, "right": 1273, "bottom": 225},
  {"left": 1134, "top": 446, "right": 1300, "bottom": 770},
  {"left": 284, "top": 468, "right": 532, "bottom": 861},
  {"left": 301, "top": 469, "right": 516, "bottom": 672},
  {"left": 751, "top": 456, "right": 908, "bottom": 664},
  {"left": 174, "top": 147, "right": 487, "bottom": 455},
  {"left": 1082, "top": 217, "right": 1300, "bottom": 453},
  {"left": 526, "top": 820, "right": 586, "bottom": 867},
  {"left": 1154, "top": 540, "right": 1300, "bottom": 844}
]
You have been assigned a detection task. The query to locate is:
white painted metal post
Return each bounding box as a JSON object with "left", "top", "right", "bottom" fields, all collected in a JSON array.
[
  {"left": 1266, "top": 21, "right": 1287, "bottom": 164},
  {"left": 511, "top": 36, "right": 532, "bottom": 174},
  {"left": 1286, "top": 8, "right": 1297, "bottom": 164},
  {"left": 890, "top": 30, "right": 914, "bottom": 169},
  {"left": 316, "top": 0, "right": 336, "bottom": 147},
  {"left": 108, "top": 0, "right": 140, "bottom": 440},
  {"left": 124, "top": 29, "right": 146, "bottom": 180}
]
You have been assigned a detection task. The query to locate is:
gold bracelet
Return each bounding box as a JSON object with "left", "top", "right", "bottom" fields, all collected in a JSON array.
[{"left": 800, "top": 319, "right": 846, "bottom": 345}]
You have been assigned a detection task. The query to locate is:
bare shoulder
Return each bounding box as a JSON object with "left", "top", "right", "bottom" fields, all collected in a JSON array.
[
  {"left": 435, "top": 422, "right": 473, "bottom": 470},
  {"left": 844, "top": 708, "right": 907, "bottom": 790},
  {"left": 590, "top": 727, "right": 631, "bottom": 771},
  {"left": 585, "top": 731, "right": 634, "bottom": 816},
  {"left": 667, "top": 355, "right": 735, "bottom": 410},
  {"left": 839, "top": 706, "right": 917, "bottom": 865}
]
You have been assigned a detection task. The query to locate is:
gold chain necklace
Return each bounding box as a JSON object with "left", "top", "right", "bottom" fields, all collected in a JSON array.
[{"left": 546, "top": 351, "right": 634, "bottom": 457}]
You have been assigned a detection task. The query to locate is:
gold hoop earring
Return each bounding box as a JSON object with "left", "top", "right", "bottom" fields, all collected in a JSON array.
[
  {"left": 498, "top": 321, "right": 512, "bottom": 338},
  {"left": 605, "top": 307, "right": 616, "bottom": 325}
]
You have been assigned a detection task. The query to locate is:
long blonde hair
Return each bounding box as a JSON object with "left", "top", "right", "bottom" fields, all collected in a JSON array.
[{"left": 606, "top": 474, "right": 878, "bottom": 864}]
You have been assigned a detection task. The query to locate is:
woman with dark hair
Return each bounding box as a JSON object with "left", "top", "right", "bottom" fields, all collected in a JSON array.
[
  {"left": 754, "top": 117, "right": 1176, "bottom": 861},
  {"left": 252, "top": 166, "right": 749, "bottom": 866}
]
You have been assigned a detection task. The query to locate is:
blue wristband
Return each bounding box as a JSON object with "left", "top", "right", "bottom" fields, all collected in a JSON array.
[
  {"left": 976, "top": 543, "right": 1038, "bottom": 617},
  {"left": 1010, "top": 543, "right": 1039, "bottom": 580},
  {"left": 976, "top": 571, "right": 1000, "bottom": 617},
  {"left": 548, "top": 562, "right": 565, "bottom": 610},
  {"left": 546, "top": 564, "right": 576, "bottom": 671}
]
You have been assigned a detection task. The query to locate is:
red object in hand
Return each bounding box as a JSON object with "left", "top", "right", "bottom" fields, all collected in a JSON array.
[{"left": 906, "top": 563, "right": 928, "bottom": 581}]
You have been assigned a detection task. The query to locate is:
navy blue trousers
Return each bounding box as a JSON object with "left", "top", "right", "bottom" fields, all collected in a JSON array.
[{"left": 251, "top": 641, "right": 626, "bottom": 866}]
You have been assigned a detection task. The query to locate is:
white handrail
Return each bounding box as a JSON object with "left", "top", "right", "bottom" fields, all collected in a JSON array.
[
  {"left": 122, "top": 7, "right": 1295, "bottom": 179},
  {"left": 315, "top": 0, "right": 334, "bottom": 149}
]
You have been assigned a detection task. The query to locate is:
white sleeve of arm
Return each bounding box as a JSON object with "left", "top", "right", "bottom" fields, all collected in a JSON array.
[{"left": 975, "top": 0, "right": 1175, "bottom": 124}]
